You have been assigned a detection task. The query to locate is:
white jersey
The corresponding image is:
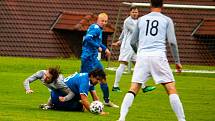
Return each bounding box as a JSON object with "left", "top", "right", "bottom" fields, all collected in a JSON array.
[
  {"left": 118, "top": 16, "right": 137, "bottom": 61},
  {"left": 120, "top": 16, "right": 137, "bottom": 50},
  {"left": 131, "top": 12, "right": 179, "bottom": 84},
  {"left": 23, "top": 70, "right": 75, "bottom": 101},
  {"left": 131, "top": 12, "right": 180, "bottom": 63}
]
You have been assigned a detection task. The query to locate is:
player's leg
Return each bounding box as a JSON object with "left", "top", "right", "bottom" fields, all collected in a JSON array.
[
  {"left": 40, "top": 91, "right": 61, "bottom": 110},
  {"left": 39, "top": 96, "right": 53, "bottom": 110},
  {"left": 94, "top": 59, "right": 119, "bottom": 108},
  {"left": 80, "top": 57, "right": 93, "bottom": 73},
  {"left": 118, "top": 55, "right": 149, "bottom": 121},
  {"left": 112, "top": 61, "right": 128, "bottom": 92},
  {"left": 118, "top": 82, "right": 141, "bottom": 121},
  {"left": 81, "top": 56, "right": 111, "bottom": 105},
  {"left": 56, "top": 96, "right": 83, "bottom": 111},
  {"left": 163, "top": 82, "right": 186, "bottom": 121},
  {"left": 151, "top": 56, "right": 186, "bottom": 121},
  {"left": 50, "top": 91, "right": 83, "bottom": 111},
  {"left": 113, "top": 51, "right": 131, "bottom": 92},
  {"left": 132, "top": 54, "right": 156, "bottom": 93}
]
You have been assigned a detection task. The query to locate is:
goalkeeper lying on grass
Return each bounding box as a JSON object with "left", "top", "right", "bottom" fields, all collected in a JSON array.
[{"left": 23, "top": 66, "right": 108, "bottom": 115}]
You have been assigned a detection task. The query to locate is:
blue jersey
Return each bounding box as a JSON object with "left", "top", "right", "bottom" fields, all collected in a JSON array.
[
  {"left": 63, "top": 72, "right": 94, "bottom": 96},
  {"left": 81, "top": 24, "right": 107, "bottom": 59}
]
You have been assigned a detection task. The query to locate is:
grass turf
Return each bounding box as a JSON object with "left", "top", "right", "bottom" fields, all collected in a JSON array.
[{"left": 0, "top": 56, "right": 214, "bottom": 121}]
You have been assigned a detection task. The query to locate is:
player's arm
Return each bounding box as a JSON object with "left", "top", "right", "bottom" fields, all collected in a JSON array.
[
  {"left": 80, "top": 94, "right": 108, "bottom": 115},
  {"left": 112, "top": 30, "right": 123, "bottom": 46},
  {"left": 90, "top": 90, "right": 99, "bottom": 101},
  {"left": 119, "top": 29, "right": 124, "bottom": 42},
  {"left": 99, "top": 43, "right": 107, "bottom": 51},
  {"left": 53, "top": 75, "right": 76, "bottom": 102},
  {"left": 58, "top": 87, "right": 75, "bottom": 102},
  {"left": 23, "top": 70, "right": 43, "bottom": 94},
  {"left": 84, "top": 28, "right": 100, "bottom": 48},
  {"left": 99, "top": 43, "right": 111, "bottom": 57},
  {"left": 130, "top": 21, "right": 139, "bottom": 53},
  {"left": 80, "top": 94, "right": 91, "bottom": 111},
  {"left": 167, "top": 19, "right": 182, "bottom": 73}
]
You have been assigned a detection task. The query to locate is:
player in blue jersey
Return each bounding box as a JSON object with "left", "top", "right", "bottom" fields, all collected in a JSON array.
[
  {"left": 81, "top": 13, "right": 118, "bottom": 108},
  {"left": 118, "top": 0, "right": 186, "bottom": 121},
  {"left": 51, "top": 69, "right": 108, "bottom": 115},
  {"left": 24, "top": 67, "right": 108, "bottom": 114}
]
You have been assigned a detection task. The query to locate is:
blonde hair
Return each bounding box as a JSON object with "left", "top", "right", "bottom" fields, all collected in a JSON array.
[{"left": 98, "top": 12, "right": 108, "bottom": 18}]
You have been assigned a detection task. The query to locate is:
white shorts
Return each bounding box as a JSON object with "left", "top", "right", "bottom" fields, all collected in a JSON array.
[
  {"left": 131, "top": 55, "right": 175, "bottom": 84},
  {"left": 118, "top": 49, "right": 136, "bottom": 62}
]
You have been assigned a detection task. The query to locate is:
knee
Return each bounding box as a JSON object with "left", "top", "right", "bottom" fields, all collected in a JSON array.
[
  {"left": 129, "top": 83, "right": 141, "bottom": 94},
  {"left": 167, "top": 86, "right": 177, "bottom": 94}
]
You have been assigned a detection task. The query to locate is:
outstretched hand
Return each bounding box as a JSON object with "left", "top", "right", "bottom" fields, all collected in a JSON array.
[
  {"left": 112, "top": 41, "right": 121, "bottom": 46},
  {"left": 176, "top": 63, "right": 182, "bottom": 73},
  {"left": 99, "top": 111, "right": 109, "bottom": 115},
  {"left": 26, "top": 89, "right": 34, "bottom": 94},
  {"left": 105, "top": 49, "right": 111, "bottom": 58}
]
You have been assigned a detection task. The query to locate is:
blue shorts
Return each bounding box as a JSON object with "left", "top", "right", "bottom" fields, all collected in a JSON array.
[
  {"left": 51, "top": 90, "right": 83, "bottom": 111},
  {"left": 81, "top": 56, "right": 103, "bottom": 73}
]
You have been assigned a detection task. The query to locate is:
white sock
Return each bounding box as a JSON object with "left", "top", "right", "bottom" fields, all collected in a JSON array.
[
  {"left": 169, "top": 94, "right": 186, "bottom": 121},
  {"left": 118, "top": 92, "right": 135, "bottom": 121},
  {"left": 142, "top": 83, "right": 146, "bottom": 89},
  {"left": 114, "top": 64, "right": 126, "bottom": 87}
]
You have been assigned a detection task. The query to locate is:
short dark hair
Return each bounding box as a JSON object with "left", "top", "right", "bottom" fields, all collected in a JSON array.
[
  {"left": 89, "top": 68, "right": 106, "bottom": 80},
  {"left": 151, "top": 0, "right": 163, "bottom": 8},
  {"left": 130, "top": 6, "right": 138, "bottom": 11},
  {"left": 48, "top": 66, "right": 60, "bottom": 82}
]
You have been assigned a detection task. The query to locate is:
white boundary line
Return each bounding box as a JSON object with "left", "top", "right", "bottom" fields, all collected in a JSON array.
[
  {"left": 105, "top": 67, "right": 215, "bottom": 74},
  {"left": 122, "top": 2, "right": 215, "bottom": 10}
]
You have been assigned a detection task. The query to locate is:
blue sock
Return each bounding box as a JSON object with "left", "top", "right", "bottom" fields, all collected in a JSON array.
[{"left": 100, "top": 83, "right": 109, "bottom": 103}]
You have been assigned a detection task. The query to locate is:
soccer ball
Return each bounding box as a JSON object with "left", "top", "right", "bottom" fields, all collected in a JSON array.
[{"left": 90, "top": 101, "right": 104, "bottom": 114}]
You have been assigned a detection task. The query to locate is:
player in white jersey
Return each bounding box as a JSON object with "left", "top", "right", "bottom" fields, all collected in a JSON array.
[
  {"left": 23, "top": 66, "right": 76, "bottom": 110},
  {"left": 112, "top": 6, "right": 155, "bottom": 93},
  {"left": 24, "top": 67, "right": 108, "bottom": 114},
  {"left": 118, "top": 0, "right": 186, "bottom": 121}
]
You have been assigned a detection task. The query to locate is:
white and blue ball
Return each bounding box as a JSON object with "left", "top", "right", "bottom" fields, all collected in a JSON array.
[{"left": 90, "top": 101, "right": 104, "bottom": 114}]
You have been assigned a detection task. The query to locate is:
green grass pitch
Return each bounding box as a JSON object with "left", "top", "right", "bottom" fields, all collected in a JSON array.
[{"left": 0, "top": 57, "right": 214, "bottom": 121}]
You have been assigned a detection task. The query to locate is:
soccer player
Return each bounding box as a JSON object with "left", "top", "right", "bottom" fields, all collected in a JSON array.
[
  {"left": 23, "top": 66, "right": 74, "bottom": 109},
  {"left": 24, "top": 67, "right": 108, "bottom": 114},
  {"left": 81, "top": 12, "right": 118, "bottom": 108},
  {"left": 112, "top": 6, "right": 156, "bottom": 93},
  {"left": 117, "top": 0, "right": 186, "bottom": 121},
  {"left": 51, "top": 69, "right": 108, "bottom": 115}
]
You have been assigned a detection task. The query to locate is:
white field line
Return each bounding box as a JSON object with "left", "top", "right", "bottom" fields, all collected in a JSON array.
[{"left": 105, "top": 67, "right": 215, "bottom": 74}]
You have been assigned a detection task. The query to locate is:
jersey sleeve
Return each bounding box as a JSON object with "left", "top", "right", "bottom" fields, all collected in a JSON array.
[
  {"left": 167, "top": 18, "right": 180, "bottom": 64},
  {"left": 89, "top": 85, "right": 95, "bottom": 91},
  {"left": 100, "top": 43, "right": 107, "bottom": 51},
  {"left": 130, "top": 20, "right": 140, "bottom": 53},
  {"left": 119, "top": 29, "right": 125, "bottom": 42},
  {"left": 23, "top": 70, "right": 44, "bottom": 91},
  {"left": 79, "top": 78, "right": 90, "bottom": 96}
]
